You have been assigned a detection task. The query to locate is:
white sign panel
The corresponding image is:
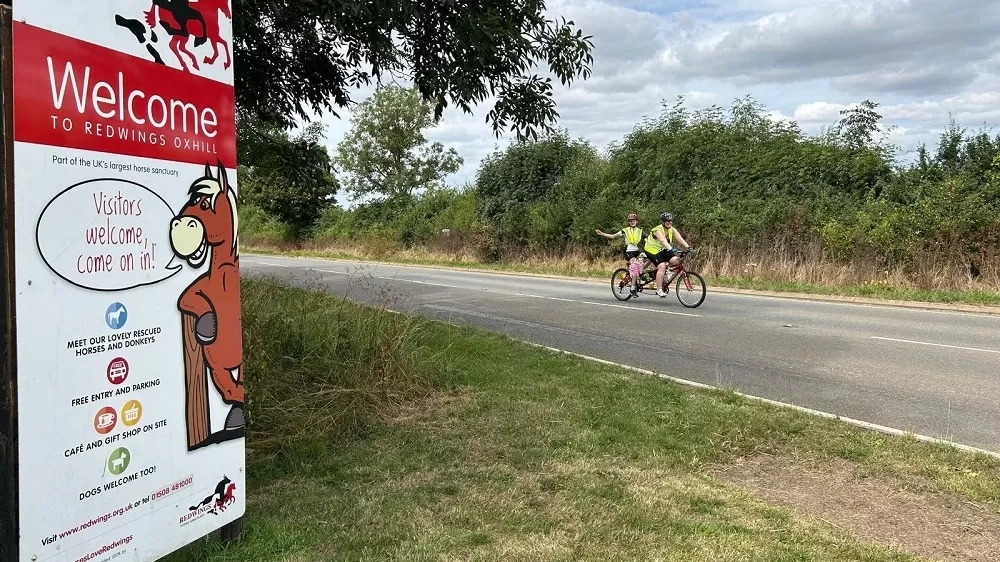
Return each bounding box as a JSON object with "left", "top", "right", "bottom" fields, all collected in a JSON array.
[{"left": 12, "top": 1, "right": 245, "bottom": 561}]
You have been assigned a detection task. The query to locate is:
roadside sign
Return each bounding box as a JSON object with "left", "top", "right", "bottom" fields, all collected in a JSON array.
[{"left": 4, "top": 1, "right": 245, "bottom": 560}]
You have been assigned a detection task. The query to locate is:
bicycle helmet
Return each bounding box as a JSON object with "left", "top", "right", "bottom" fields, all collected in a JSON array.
[
  {"left": 626, "top": 212, "right": 638, "bottom": 221},
  {"left": 659, "top": 212, "right": 674, "bottom": 222}
]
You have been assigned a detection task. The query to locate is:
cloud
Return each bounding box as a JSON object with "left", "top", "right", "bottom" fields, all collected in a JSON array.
[
  {"left": 660, "top": 0, "right": 1000, "bottom": 97},
  {"left": 833, "top": 66, "right": 980, "bottom": 97},
  {"left": 307, "top": 0, "right": 999, "bottom": 200}
]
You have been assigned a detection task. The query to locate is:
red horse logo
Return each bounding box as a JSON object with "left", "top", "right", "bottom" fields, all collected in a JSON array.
[
  {"left": 195, "top": 0, "right": 233, "bottom": 69},
  {"left": 117, "top": 0, "right": 232, "bottom": 73},
  {"left": 189, "top": 475, "right": 237, "bottom": 515},
  {"left": 170, "top": 162, "right": 244, "bottom": 442},
  {"left": 216, "top": 482, "right": 237, "bottom": 512}
]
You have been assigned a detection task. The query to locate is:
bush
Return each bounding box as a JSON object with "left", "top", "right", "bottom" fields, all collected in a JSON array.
[
  {"left": 241, "top": 277, "right": 435, "bottom": 455},
  {"left": 239, "top": 204, "right": 295, "bottom": 245},
  {"left": 245, "top": 94, "right": 1000, "bottom": 290}
]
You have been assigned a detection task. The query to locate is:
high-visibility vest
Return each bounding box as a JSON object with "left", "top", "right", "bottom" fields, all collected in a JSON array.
[
  {"left": 622, "top": 226, "right": 644, "bottom": 246},
  {"left": 643, "top": 224, "right": 674, "bottom": 254}
]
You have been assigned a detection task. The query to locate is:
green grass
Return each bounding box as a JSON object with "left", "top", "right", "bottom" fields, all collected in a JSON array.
[
  {"left": 712, "top": 275, "right": 1000, "bottom": 306},
  {"left": 244, "top": 244, "right": 1000, "bottom": 307},
  {"left": 163, "top": 277, "right": 999, "bottom": 561}
]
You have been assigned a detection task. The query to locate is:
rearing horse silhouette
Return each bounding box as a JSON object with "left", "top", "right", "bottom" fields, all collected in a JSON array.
[
  {"left": 117, "top": 0, "right": 232, "bottom": 73},
  {"left": 144, "top": 0, "right": 208, "bottom": 72},
  {"left": 196, "top": 0, "right": 233, "bottom": 70}
]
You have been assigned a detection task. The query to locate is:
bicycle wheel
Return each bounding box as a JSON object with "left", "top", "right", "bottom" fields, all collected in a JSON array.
[
  {"left": 611, "top": 268, "right": 633, "bottom": 301},
  {"left": 675, "top": 271, "right": 706, "bottom": 308}
]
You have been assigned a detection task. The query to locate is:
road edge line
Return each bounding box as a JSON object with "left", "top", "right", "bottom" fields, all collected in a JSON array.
[
  {"left": 243, "top": 252, "right": 1000, "bottom": 317},
  {"left": 239, "top": 271, "right": 1000, "bottom": 459},
  {"left": 516, "top": 340, "right": 1000, "bottom": 460}
]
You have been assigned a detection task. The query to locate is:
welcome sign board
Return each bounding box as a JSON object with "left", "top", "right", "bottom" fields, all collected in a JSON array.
[{"left": 11, "top": 1, "right": 244, "bottom": 560}]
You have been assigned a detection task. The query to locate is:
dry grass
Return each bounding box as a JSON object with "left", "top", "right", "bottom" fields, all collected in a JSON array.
[
  {"left": 712, "top": 454, "right": 1000, "bottom": 562},
  {"left": 246, "top": 237, "right": 1000, "bottom": 303},
  {"left": 698, "top": 240, "right": 1000, "bottom": 293},
  {"left": 165, "top": 280, "right": 1000, "bottom": 562},
  {"left": 240, "top": 275, "right": 436, "bottom": 456}
]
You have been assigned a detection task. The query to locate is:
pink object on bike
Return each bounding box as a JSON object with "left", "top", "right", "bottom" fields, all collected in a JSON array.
[{"left": 628, "top": 261, "right": 641, "bottom": 278}]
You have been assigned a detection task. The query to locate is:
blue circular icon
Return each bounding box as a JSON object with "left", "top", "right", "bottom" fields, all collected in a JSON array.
[{"left": 106, "top": 302, "right": 128, "bottom": 330}]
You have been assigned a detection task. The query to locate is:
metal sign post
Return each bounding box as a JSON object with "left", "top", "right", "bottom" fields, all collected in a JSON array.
[{"left": 1, "top": 5, "right": 17, "bottom": 562}]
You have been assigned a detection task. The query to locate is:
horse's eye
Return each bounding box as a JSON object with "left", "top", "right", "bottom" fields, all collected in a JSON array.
[{"left": 200, "top": 199, "right": 210, "bottom": 210}]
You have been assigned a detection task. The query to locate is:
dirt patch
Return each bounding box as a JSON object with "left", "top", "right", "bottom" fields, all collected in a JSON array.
[
  {"left": 711, "top": 455, "right": 1000, "bottom": 562},
  {"left": 385, "top": 387, "right": 475, "bottom": 425}
]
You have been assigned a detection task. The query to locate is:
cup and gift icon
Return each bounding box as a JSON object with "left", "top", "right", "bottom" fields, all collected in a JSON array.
[{"left": 97, "top": 412, "right": 116, "bottom": 429}]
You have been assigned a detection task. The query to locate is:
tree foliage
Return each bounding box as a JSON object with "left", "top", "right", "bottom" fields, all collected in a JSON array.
[
  {"left": 835, "top": 99, "right": 885, "bottom": 151},
  {"left": 234, "top": 0, "right": 595, "bottom": 141},
  {"left": 334, "top": 85, "right": 463, "bottom": 203},
  {"left": 244, "top": 94, "right": 1000, "bottom": 278},
  {"left": 477, "top": 132, "right": 592, "bottom": 221},
  {"left": 237, "top": 116, "right": 338, "bottom": 236},
  {"left": 465, "top": 96, "right": 1000, "bottom": 267}
]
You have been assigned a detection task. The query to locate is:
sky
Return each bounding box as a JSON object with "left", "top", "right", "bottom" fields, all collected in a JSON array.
[{"left": 308, "top": 0, "right": 1000, "bottom": 206}]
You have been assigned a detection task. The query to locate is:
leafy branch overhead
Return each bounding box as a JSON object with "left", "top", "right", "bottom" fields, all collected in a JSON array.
[
  {"left": 335, "top": 85, "right": 463, "bottom": 202},
  {"left": 234, "top": 1, "right": 595, "bottom": 141}
]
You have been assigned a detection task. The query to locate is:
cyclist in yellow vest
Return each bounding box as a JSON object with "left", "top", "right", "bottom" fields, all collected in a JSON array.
[
  {"left": 596, "top": 212, "right": 647, "bottom": 296},
  {"left": 643, "top": 212, "right": 691, "bottom": 297}
]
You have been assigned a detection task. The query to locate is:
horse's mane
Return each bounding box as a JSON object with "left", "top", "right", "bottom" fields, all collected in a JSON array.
[{"left": 189, "top": 162, "right": 239, "bottom": 255}]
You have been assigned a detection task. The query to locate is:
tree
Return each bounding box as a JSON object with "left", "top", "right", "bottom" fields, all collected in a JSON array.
[
  {"left": 474, "top": 131, "right": 592, "bottom": 234},
  {"left": 237, "top": 116, "right": 338, "bottom": 235},
  {"left": 334, "top": 85, "right": 463, "bottom": 202},
  {"left": 234, "top": 2, "right": 594, "bottom": 141},
  {"left": 837, "top": 99, "right": 883, "bottom": 150}
]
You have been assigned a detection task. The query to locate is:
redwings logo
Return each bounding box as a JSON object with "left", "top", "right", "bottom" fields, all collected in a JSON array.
[
  {"left": 190, "top": 475, "right": 237, "bottom": 515},
  {"left": 115, "top": 0, "right": 232, "bottom": 74},
  {"left": 180, "top": 475, "right": 237, "bottom": 525}
]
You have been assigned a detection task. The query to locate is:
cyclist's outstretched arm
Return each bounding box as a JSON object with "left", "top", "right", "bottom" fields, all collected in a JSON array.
[{"left": 595, "top": 229, "right": 622, "bottom": 240}]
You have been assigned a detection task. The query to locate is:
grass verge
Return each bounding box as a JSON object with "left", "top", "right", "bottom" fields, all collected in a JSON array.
[
  {"left": 165, "top": 277, "right": 1000, "bottom": 561},
  {"left": 244, "top": 242, "right": 1000, "bottom": 307}
]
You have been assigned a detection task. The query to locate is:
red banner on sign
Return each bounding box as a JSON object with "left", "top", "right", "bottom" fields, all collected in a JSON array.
[{"left": 13, "top": 21, "right": 236, "bottom": 166}]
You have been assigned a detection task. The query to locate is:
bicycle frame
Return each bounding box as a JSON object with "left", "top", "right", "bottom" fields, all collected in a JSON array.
[
  {"left": 631, "top": 251, "right": 695, "bottom": 291},
  {"left": 612, "top": 249, "right": 706, "bottom": 307}
]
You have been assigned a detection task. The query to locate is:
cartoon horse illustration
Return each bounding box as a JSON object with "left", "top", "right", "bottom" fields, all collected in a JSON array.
[
  {"left": 107, "top": 304, "right": 126, "bottom": 328},
  {"left": 216, "top": 482, "right": 237, "bottom": 512},
  {"left": 170, "top": 162, "right": 244, "bottom": 444}
]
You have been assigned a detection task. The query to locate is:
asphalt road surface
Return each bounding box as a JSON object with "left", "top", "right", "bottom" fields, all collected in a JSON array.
[{"left": 243, "top": 254, "right": 1000, "bottom": 454}]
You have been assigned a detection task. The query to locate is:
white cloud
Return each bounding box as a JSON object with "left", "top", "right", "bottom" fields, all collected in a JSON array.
[
  {"left": 792, "top": 101, "right": 848, "bottom": 123},
  {"left": 661, "top": 0, "right": 1000, "bottom": 95},
  {"left": 304, "top": 0, "right": 999, "bottom": 204}
]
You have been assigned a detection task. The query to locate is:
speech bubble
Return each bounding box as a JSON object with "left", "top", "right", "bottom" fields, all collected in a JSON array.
[{"left": 36, "top": 178, "right": 182, "bottom": 291}]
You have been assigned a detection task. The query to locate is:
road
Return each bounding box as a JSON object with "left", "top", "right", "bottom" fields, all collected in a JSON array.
[{"left": 242, "top": 254, "right": 1000, "bottom": 454}]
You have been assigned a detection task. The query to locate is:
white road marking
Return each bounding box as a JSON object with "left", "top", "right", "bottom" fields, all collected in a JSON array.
[
  {"left": 247, "top": 257, "right": 1000, "bottom": 456},
  {"left": 871, "top": 336, "right": 1000, "bottom": 355},
  {"left": 244, "top": 254, "right": 1000, "bottom": 320},
  {"left": 520, "top": 341, "right": 1000, "bottom": 459},
  {"left": 244, "top": 254, "right": 601, "bottom": 286},
  {"left": 249, "top": 261, "right": 701, "bottom": 317}
]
